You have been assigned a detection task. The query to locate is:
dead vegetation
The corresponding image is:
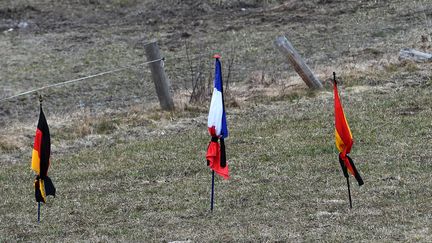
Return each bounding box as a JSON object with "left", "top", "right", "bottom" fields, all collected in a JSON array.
[{"left": 1, "top": 0, "right": 432, "bottom": 241}]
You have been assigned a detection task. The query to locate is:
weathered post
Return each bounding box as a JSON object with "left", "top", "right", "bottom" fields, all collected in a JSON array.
[
  {"left": 144, "top": 40, "right": 175, "bottom": 110},
  {"left": 274, "top": 36, "right": 323, "bottom": 89}
]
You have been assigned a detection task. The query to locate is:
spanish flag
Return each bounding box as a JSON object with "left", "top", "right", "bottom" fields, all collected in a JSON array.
[
  {"left": 31, "top": 105, "right": 56, "bottom": 203},
  {"left": 334, "top": 79, "right": 364, "bottom": 186},
  {"left": 206, "top": 55, "right": 229, "bottom": 179}
]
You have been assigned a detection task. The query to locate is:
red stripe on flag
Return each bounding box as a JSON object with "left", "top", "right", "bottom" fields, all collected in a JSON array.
[
  {"left": 208, "top": 126, "right": 217, "bottom": 137},
  {"left": 334, "top": 84, "right": 353, "bottom": 154},
  {"left": 206, "top": 141, "right": 229, "bottom": 179},
  {"left": 33, "top": 128, "right": 42, "bottom": 153}
]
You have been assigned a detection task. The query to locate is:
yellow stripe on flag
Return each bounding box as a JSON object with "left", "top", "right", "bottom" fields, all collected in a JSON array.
[
  {"left": 335, "top": 129, "right": 345, "bottom": 153},
  {"left": 31, "top": 149, "right": 40, "bottom": 174},
  {"left": 343, "top": 113, "right": 353, "bottom": 139},
  {"left": 39, "top": 179, "right": 46, "bottom": 202}
]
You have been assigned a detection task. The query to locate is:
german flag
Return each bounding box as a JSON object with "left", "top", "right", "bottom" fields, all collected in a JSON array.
[
  {"left": 31, "top": 105, "right": 56, "bottom": 203},
  {"left": 334, "top": 79, "right": 364, "bottom": 186}
]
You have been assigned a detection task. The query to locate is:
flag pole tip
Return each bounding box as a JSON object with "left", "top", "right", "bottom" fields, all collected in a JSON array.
[
  {"left": 39, "top": 94, "right": 43, "bottom": 106},
  {"left": 213, "top": 54, "right": 221, "bottom": 59},
  {"left": 333, "top": 72, "right": 337, "bottom": 85}
]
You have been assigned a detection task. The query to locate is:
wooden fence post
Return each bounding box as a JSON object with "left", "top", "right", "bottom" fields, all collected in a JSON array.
[
  {"left": 274, "top": 36, "right": 323, "bottom": 89},
  {"left": 144, "top": 40, "right": 175, "bottom": 111}
]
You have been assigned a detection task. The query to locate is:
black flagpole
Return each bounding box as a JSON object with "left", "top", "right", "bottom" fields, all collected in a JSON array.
[
  {"left": 210, "top": 170, "right": 215, "bottom": 212},
  {"left": 38, "top": 94, "right": 43, "bottom": 222},
  {"left": 333, "top": 72, "right": 337, "bottom": 85},
  {"left": 340, "top": 155, "right": 353, "bottom": 209},
  {"left": 210, "top": 55, "right": 226, "bottom": 212},
  {"left": 37, "top": 201, "right": 41, "bottom": 222},
  {"left": 333, "top": 73, "right": 353, "bottom": 209},
  {"left": 346, "top": 176, "right": 352, "bottom": 209}
]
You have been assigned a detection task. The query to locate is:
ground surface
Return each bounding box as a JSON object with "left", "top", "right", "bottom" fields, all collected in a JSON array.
[{"left": 0, "top": 0, "right": 431, "bottom": 242}]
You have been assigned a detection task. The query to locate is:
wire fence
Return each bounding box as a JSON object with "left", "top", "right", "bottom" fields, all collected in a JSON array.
[
  {"left": 0, "top": 58, "right": 163, "bottom": 102},
  {"left": 0, "top": 0, "right": 431, "bottom": 125}
]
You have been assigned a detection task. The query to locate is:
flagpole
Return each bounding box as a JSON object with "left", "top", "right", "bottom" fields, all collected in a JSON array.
[
  {"left": 38, "top": 94, "right": 42, "bottom": 223},
  {"left": 210, "top": 170, "right": 215, "bottom": 212},
  {"left": 37, "top": 201, "right": 41, "bottom": 222},
  {"left": 333, "top": 72, "right": 337, "bottom": 84},
  {"left": 346, "top": 176, "right": 352, "bottom": 209}
]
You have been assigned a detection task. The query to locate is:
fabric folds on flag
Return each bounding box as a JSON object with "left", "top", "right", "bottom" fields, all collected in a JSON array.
[
  {"left": 31, "top": 106, "right": 56, "bottom": 203},
  {"left": 206, "top": 56, "right": 229, "bottom": 179},
  {"left": 334, "top": 81, "right": 364, "bottom": 186}
]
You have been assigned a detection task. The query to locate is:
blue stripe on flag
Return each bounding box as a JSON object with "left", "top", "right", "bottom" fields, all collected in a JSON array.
[{"left": 214, "top": 58, "right": 229, "bottom": 138}]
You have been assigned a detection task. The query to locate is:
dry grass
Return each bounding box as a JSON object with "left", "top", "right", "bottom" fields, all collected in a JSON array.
[
  {"left": 1, "top": 64, "right": 431, "bottom": 241},
  {"left": 1, "top": 0, "right": 432, "bottom": 241}
]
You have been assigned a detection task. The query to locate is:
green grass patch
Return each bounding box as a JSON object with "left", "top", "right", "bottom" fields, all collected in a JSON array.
[{"left": 2, "top": 75, "right": 432, "bottom": 242}]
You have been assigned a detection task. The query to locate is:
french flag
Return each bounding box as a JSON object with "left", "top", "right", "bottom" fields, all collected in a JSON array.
[{"left": 206, "top": 55, "right": 229, "bottom": 179}]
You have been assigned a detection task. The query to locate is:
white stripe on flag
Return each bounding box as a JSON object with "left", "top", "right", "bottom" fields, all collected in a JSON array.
[{"left": 207, "top": 88, "right": 223, "bottom": 136}]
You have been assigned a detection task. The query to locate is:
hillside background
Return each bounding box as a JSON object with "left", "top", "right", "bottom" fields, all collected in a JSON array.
[{"left": 1, "top": 0, "right": 431, "bottom": 241}]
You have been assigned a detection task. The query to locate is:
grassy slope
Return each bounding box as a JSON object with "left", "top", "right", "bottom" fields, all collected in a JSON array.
[
  {"left": 1, "top": 0, "right": 432, "bottom": 241},
  {"left": 1, "top": 0, "right": 430, "bottom": 122},
  {"left": 1, "top": 66, "right": 431, "bottom": 241}
]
